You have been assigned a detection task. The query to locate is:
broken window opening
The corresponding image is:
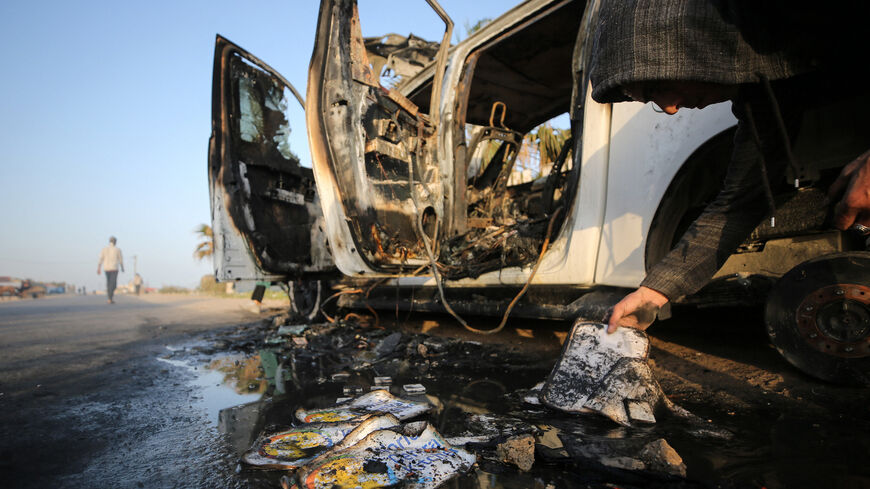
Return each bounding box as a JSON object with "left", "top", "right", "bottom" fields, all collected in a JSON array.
[
  {"left": 238, "top": 78, "right": 263, "bottom": 144},
  {"left": 356, "top": 1, "right": 446, "bottom": 90},
  {"left": 364, "top": 33, "right": 440, "bottom": 89},
  {"left": 227, "top": 53, "right": 319, "bottom": 270},
  {"left": 512, "top": 114, "right": 573, "bottom": 186}
]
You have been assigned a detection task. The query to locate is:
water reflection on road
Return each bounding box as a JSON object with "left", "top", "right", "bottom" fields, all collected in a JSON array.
[{"left": 158, "top": 353, "right": 264, "bottom": 425}]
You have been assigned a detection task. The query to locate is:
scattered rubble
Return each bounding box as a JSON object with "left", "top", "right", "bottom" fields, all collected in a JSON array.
[
  {"left": 561, "top": 434, "right": 687, "bottom": 478},
  {"left": 175, "top": 313, "right": 731, "bottom": 488},
  {"left": 442, "top": 413, "right": 539, "bottom": 447},
  {"left": 277, "top": 324, "right": 308, "bottom": 336},
  {"left": 639, "top": 438, "right": 687, "bottom": 478},
  {"left": 402, "top": 383, "right": 426, "bottom": 395},
  {"left": 496, "top": 433, "right": 536, "bottom": 472}
]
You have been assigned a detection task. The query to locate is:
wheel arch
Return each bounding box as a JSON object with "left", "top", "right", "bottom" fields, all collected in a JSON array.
[{"left": 644, "top": 127, "right": 737, "bottom": 271}]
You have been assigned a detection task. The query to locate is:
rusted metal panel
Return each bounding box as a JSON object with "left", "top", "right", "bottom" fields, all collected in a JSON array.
[
  {"left": 349, "top": 3, "right": 378, "bottom": 87},
  {"left": 364, "top": 138, "right": 410, "bottom": 163},
  {"left": 385, "top": 89, "right": 419, "bottom": 117}
]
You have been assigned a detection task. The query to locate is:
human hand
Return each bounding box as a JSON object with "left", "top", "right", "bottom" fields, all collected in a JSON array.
[
  {"left": 97, "top": 267, "right": 101, "bottom": 275},
  {"left": 828, "top": 149, "right": 870, "bottom": 231},
  {"left": 607, "top": 286, "right": 669, "bottom": 334}
]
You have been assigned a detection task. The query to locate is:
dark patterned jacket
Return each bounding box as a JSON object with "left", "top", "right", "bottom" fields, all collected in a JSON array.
[{"left": 587, "top": 0, "right": 865, "bottom": 300}]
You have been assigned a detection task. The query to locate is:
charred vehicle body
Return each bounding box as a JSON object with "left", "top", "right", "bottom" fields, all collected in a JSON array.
[
  {"left": 209, "top": 38, "right": 338, "bottom": 315},
  {"left": 210, "top": 0, "right": 870, "bottom": 382}
]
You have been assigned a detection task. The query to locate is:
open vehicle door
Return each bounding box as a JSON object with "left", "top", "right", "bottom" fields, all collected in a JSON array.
[
  {"left": 209, "top": 35, "right": 335, "bottom": 283},
  {"left": 307, "top": 0, "right": 454, "bottom": 277},
  {"left": 308, "top": 0, "right": 582, "bottom": 286}
]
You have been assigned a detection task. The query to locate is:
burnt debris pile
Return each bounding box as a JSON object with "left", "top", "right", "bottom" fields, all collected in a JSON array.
[
  {"left": 439, "top": 218, "right": 550, "bottom": 280},
  {"left": 175, "top": 314, "right": 728, "bottom": 488}
]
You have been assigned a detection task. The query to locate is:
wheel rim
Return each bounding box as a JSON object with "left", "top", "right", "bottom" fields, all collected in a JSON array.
[
  {"left": 796, "top": 284, "right": 870, "bottom": 358},
  {"left": 765, "top": 252, "right": 870, "bottom": 384}
]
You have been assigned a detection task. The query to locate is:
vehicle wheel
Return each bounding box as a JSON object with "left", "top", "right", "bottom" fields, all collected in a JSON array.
[
  {"left": 289, "top": 280, "right": 322, "bottom": 321},
  {"left": 765, "top": 252, "right": 870, "bottom": 385}
]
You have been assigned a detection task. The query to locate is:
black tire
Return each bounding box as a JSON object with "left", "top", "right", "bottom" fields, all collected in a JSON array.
[
  {"left": 289, "top": 280, "right": 323, "bottom": 321},
  {"left": 765, "top": 252, "right": 870, "bottom": 385}
]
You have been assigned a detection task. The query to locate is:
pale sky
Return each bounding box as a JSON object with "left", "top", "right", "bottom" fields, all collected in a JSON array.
[{"left": 0, "top": 0, "right": 520, "bottom": 291}]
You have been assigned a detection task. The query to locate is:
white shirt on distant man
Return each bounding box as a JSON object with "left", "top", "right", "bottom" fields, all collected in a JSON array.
[
  {"left": 99, "top": 243, "right": 123, "bottom": 272},
  {"left": 97, "top": 237, "right": 124, "bottom": 304}
]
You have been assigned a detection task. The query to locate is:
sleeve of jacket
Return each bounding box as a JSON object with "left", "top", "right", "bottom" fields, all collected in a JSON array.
[{"left": 640, "top": 86, "right": 799, "bottom": 301}]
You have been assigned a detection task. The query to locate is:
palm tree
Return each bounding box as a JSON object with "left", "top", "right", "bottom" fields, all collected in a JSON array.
[
  {"left": 530, "top": 123, "right": 571, "bottom": 170},
  {"left": 455, "top": 17, "right": 492, "bottom": 43},
  {"left": 193, "top": 224, "right": 214, "bottom": 261},
  {"left": 515, "top": 123, "right": 571, "bottom": 182}
]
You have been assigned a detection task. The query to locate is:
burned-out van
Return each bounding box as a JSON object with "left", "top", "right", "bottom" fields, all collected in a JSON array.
[{"left": 211, "top": 0, "right": 870, "bottom": 382}]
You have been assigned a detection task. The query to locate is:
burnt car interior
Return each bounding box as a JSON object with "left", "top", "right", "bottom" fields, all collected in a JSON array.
[
  {"left": 310, "top": 0, "right": 584, "bottom": 281},
  {"left": 407, "top": 0, "right": 584, "bottom": 279},
  {"left": 214, "top": 43, "right": 321, "bottom": 273}
]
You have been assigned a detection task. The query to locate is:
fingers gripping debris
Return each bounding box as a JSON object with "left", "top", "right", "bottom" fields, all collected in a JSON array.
[{"left": 541, "top": 321, "right": 686, "bottom": 426}]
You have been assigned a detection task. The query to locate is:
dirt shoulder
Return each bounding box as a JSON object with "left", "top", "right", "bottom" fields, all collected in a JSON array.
[{"left": 351, "top": 305, "right": 870, "bottom": 426}]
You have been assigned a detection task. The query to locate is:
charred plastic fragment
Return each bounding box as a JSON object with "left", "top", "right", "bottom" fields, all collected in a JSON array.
[
  {"left": 242, "top": 414, "right": 400, "bottom": 469},
  {"left": 295, "top": 421, "right": 476, "bottom": 489},
  {"left": 541, "top": 322, "right": 688, "bottom": 426},
  {"left": 296, "top": 388, "right": 431, "bottom": 423}
]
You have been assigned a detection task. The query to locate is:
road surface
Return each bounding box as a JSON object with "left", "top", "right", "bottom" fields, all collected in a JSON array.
[
  {"left": 0, "top": 293, "right": 265, "bottom": 489},
  {"left": 1, "top": 294, "right": 868, "bottom": 488}
]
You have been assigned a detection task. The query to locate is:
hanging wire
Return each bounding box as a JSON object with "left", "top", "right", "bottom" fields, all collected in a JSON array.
[
  {"left": 319, "top": 288, "right": 364, "bottom": 323},
  {"left": 758, "top": 74, "right": 801, "bottom": 187},
  {"left": 464, "top": 207, "right": 563, "bottom": 335},
  {"left": 386, "top": 111, "right": 565, "bottom": 335},
  {"left": 742, "top": 102, "right": 778, "bottom": 227}
]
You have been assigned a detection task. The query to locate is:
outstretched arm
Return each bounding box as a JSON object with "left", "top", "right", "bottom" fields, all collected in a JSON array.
[{"left": 609, "top": 88, "right": 799, "bottom": 333}]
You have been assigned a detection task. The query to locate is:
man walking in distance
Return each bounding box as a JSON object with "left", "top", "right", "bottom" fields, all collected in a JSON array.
[{"left": 97, "top": 236, "right": 124, "bottom": 304}]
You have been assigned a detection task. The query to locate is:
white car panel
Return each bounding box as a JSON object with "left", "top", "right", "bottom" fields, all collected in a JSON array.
[{"left": 595, "top": 101, "right": 737, "bottom": 287}]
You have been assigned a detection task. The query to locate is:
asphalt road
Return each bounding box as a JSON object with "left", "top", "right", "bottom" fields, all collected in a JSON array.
[
  {"left": 0, "top": 293, "right": 263, "bottom": 489},
  {"left": 0, "top": 294, "right": 260, "bottom": 398}
]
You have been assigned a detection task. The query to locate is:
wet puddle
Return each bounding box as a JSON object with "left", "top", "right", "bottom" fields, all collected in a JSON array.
[
  {"left": 159, "top": 320, "right": 870, "bottom": 489},
  {"left": 158, "top": 354, "right": 265, "bottom": 424}
]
